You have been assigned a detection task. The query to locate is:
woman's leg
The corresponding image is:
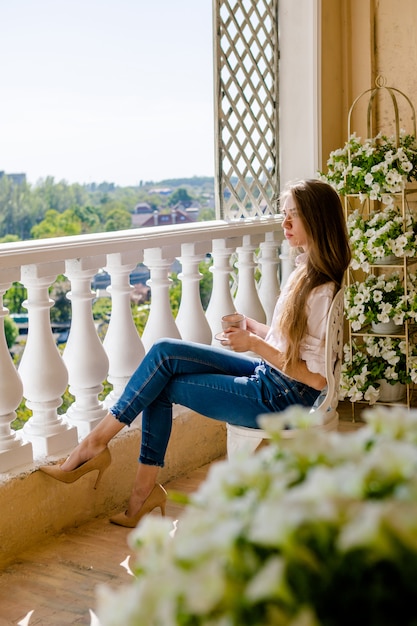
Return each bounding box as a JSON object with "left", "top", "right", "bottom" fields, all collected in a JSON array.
[
  {"left": 110, "top": 338, "right": 259, "bottom": 426},
  {"left": 138, "top": 362, "right": 321, "bottom": 467},
  {"left": 124, "top": 463, "right": 160, "bottom": 517},
  {"left": 61, "top": 338, "right": 258, "bottom": 472}
]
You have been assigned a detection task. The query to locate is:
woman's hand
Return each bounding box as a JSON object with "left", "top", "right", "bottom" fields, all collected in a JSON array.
[{"left": 221, "top": 327, "right": 254, "bottom": 352}]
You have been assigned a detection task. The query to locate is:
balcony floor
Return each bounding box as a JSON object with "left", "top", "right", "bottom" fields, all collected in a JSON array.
[{"left": 0, "top": 404, "right": 363, "bottom": 626}]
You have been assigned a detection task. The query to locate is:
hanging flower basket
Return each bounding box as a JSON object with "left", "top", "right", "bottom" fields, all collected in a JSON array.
[
  {"left": 377, "top": 379, "right": 406, "bottom": 402},
  {"left": 347, "top": 205, "right": 417, "bottom": 272},
  {"left": 344, "top": 272, "right": 410, "bottom": 331},
  {"left": 319, "top": 79, "right": 417, "bottom": 202},
  {"left": 340, "top": 336, "right": 414, "bottom": 404},
  {"left": 319, "top": 131, "right": 417, "bottom": 201}
]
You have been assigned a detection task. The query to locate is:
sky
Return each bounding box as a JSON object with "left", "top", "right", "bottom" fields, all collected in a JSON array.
[{"left": 0, "top": 0, "right": 214, "bottom": 187}]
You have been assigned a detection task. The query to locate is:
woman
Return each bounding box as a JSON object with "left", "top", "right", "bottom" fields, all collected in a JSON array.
[{"left": 39, "top": 179, "right": 351, "bottom": 527}]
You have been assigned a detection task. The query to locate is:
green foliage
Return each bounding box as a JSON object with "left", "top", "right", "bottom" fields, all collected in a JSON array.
[
  {"left": 0, "top": 234, "right": 20, "bottom": 243},
  {"left": 50, "top": 275, "right": 72, "bottom": 323},
  {"left": 4, "top": 316, "right": 19, "bottom": 349},
  {"left": 199, "top": 258, "right": 213, "bottom": 310},
  {"left": 197, "top": 207, "right": 216, "bottom": 221},
  {"left": 132, "top": 304, "right": 151, "bottom": 336},
  {"left": 168, "top": 187, "right": 194, "bottom": 208},
  {"left": 31, "top": 208, "right": 82, "bottom": 238},
  {"left": 104, "top": 208, "right": 132, "bottom": 232},
  {"left": 4, "top": 282, "right": 27, "bottom": 313},
  {"left": 0, "top": 176, "right": 215, "bottom": 241},
  {"left": 92, "top": 296, "right": 112, "bottom": 321}
]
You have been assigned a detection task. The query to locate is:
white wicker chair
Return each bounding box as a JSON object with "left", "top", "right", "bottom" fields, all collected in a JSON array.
[{"left": 226, "top": 289, "right": 344, "bottom": 458}]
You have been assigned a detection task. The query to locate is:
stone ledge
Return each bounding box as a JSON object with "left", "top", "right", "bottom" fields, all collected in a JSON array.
[{"left": 0, "top": 408, "right": 226, "bottom": 569}]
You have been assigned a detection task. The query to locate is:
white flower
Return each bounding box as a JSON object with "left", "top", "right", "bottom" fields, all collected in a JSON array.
[
  {"left": 338, "top": 502, "right": 390, "bottom": 553},
  {"left": 97, "top": 405, "right": 417, "bottom": 625},
  {"left": 245, "top": 556, "right": 286, "bottom": 602}
]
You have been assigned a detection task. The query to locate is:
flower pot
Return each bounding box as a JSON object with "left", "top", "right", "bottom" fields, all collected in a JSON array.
[
  {"left": 377, "top": 380, "right": 406, "bottom": 402},
  {"left": 373, "top": 254, "right": 398, "bottom": 265},
  {"left": 371, "top": 320, "right": 402, "bottom": 334}
]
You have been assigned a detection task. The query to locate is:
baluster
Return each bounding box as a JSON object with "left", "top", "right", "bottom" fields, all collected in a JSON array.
[
  {"left": 0, "top": 272, "right": 33, "bottom": 472},
  {"left": 19, "top": 263, "right": 78, "bottom": 457},
  {"left": 257, "top": 232, "right": 281, "bottom": 325},
  {"left": 233, "top": 235, "right": 266, "bottom": 322},
  {"left": 205, "top": 239, "right": 237, "bottom": 340},
  {"left": 141, "top": 248, "right": 181, "bottom": 352},
  {"left": 175, "top": 243, "right": 212, "bottom": 344},
  {"left": 103, "top": 252, "right": 145, "bottom": 407},
  {"left": 62, "top": 258, "right": 110, "bottom": 439},
  {"left": 279, "top": 239, "right": 295, "bottom": 290}
]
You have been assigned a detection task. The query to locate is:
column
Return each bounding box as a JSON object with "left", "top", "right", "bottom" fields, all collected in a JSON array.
[
  {"left": 103, "top": 252, "right": 145, "bottom": 407},
  {"left": 63, "top": 257, "right": 110, "bottom": 439},
  {"left": 257, "top": 232, "right": 281, "bottom": 324},
  {"left": 233, "top": 235, "right": 266, "bottom": 323},
  {"left": 175, "top": 243, "right": 212, "bottom": 344},
  {"left": 205, "top": 238, "right": 238, "bottom": 340},
  {"left": 19, "top": 263, "right": 78, "bottom": 457},
  {"left": 141, "top": 247, "right": 181, "bottom": 352},
  {"left": 0, "top": 270, "right": 33, "bottom": 472}
]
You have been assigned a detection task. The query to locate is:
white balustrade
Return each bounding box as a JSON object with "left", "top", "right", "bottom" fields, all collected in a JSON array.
[
  {"left": 205, "top": 239, "right": 237, "bottom": 339},
  {"left": 141, "top": 247, "right": 181, "bottom": 352},
  {"left": 176, "top": 243, "right": 212, "bottom": 344},
  {"left": 0, "top": 217, "right": 283, "bottom": 471},
  {"left": 63, "top": 257, "right": 110, "bottom": 439},
  {"left": 279, "top": 239, "right": 295, "bottom": 289},
  {"left": 103, "top": 252, "right": 146, "bottom": 407},
  {"left": 233, "top": 234, "right": 267, "bottom": 323},
  {"left": 19, "top": 263, "right": 78, "bottom": 457},
  {"left": 0, "top": 270, "right": 33, "bottom": 472},
  {"left": 257, "top": 231, "right": 281, "bottom": 324}
]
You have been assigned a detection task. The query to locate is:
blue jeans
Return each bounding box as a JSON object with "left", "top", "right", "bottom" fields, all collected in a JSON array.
[{"left": 110, "top": 338, "right": 320, "bottom": 467}]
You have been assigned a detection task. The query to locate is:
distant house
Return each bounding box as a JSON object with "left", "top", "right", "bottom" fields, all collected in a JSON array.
[
  {"left": 148, "top": 187, "right": 172, "bottom": 196},
  {"left": 0, "top": 171, "right": 26, "bottom": 185},
  {"left": 131, "top": 202, "right": 197, "bottom": 228},
  {"left": 131, "top": 202, "right": 154, "bottom": 228}
]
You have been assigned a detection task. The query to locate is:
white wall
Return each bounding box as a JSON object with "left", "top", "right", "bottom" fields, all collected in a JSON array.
[{"left": 278, "top": 0, "right": 321, "bottom": 187}]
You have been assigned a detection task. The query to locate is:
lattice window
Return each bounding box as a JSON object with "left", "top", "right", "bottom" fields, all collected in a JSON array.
[{"left": 214, "top": 0, "right": 279, "bottom": 219}]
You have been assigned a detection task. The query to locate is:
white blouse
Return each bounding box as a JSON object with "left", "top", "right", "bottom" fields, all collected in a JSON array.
[{"left": 265, "top": 262, "right": 334, "bottom": 379}]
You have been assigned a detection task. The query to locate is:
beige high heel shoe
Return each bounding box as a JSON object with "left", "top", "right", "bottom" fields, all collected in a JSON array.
[
  {"left": 110, "top": 483, "right": 167, "bottom": 528},
  {"left": 38, "top": 447, "right": 111, "bottom": 490}
]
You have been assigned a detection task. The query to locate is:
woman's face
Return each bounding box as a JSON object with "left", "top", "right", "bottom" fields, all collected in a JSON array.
[{"left": 281, "top": 193, "right": 309, "bottom": 251}]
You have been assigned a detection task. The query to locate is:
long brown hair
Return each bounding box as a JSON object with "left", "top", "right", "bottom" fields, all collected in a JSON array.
[{"left": 277, "top": 179, "right": 351, "bottom": 370}]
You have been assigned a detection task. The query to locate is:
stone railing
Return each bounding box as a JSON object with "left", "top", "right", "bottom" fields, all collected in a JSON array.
[{"left": 0, "top": 217, "right": 286, "bottom": 474}]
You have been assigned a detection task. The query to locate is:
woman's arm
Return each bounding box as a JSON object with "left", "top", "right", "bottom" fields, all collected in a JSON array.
[
  {"left": 223, "top": 328, "right": 326, "bottom": 391},
  {"left": 245, "top": 317, "right": 269, "bottom": 338}
]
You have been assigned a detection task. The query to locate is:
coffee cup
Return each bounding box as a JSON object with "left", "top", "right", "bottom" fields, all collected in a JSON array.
[{"left": 221, "top": 312, "right": 246, "bottom": 331}]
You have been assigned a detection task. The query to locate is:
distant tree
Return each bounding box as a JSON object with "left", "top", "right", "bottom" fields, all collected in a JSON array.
[
  {"left": 31, "top": 209, "right": 82, "bottom": 238},
  {"left": 198, "top": 207, "right": 216, "bottom": 221},
  {"left": 4, "top": 282, "right": 27, "bottom": 314},
  {"left": 199, "top": 259, "right": 213, "bottom": 310},
  {"left": 73, "top": 205, "right": 102, "bottom": 233},
  {"left": 50, "top": 276, "right": 72, "bottom": 323},
  {"left": 168, "top": 188, "right": 194, "bottom": 208},
  {"left": 104, "top": 208, "right": 132, "bottom": 232},
  {"left": 0, "top": 176, "right": 215, "bottom": 241},
  {"left": 0, "top": 176, "right": 40, "bottom": 240},
  {"left": 4, "top": 316, "right": 19, "bottom": 349},
  {"left": 0, "top": 234, "right": 20, "bottom": 243}
]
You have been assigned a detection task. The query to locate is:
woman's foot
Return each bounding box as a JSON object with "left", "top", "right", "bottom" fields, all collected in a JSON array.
[
  {"left": 60, "top": 412, "right": 124, "bottom": 471},
  {"left": 110, "top": 483, "right": 167, "bottom": 528},
  {"left": 39, "top": 447, "right": 111, "bottom": 489},
  {"left": 60, "top": 440, "right": 107, "bottom": 472}
]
